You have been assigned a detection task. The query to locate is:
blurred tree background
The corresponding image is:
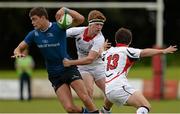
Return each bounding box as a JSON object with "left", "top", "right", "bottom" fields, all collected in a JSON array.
[{"left": 0, "top": 0, "right": 179, "bottom": 69}]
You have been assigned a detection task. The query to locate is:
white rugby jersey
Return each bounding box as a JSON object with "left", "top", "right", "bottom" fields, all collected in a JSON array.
[
  {"left": 66, "top": 27, "right": 105, "bottom": 67},
  {"left": 102, "top": 45, "right": 142, "bottom": 93}
]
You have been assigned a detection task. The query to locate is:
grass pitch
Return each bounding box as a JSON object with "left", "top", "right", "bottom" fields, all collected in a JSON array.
[
  {"left": 1, "top": 66, "right": 180, "bottom": 80},
  {"left": 0, "top": 98, "right": 180, "bottom": 113},
  {"left": 0, "top": 66, "right": 180, "bottom": 113}
]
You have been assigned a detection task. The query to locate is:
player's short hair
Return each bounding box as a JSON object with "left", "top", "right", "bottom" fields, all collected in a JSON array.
[
  {"left": 88, "top": 10, "right": 106, "bottom": 24},
  {"left": 115, "top": 27, "right": 132, "bottom": 45},
  {"left": 29, "top": 7, "right": 49, "bottom": 19}
]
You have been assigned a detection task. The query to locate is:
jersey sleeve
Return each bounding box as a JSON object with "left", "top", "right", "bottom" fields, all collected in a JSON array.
[
  {"left": 66, "top": 27, "right": 86, "bottom": 38},
  {"left": 126, "top": 47, "right": 142, "bottom": 59},
  {"left": 91, "top": 33, "right": 105, "bottom": 52},
  {"left": 24, "top": 31, "right": 35, "bottom": 46}
]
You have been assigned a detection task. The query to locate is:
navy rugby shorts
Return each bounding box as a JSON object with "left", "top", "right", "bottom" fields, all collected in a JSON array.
[{"left": 49, "top": 66, "right": 82, "bottom": 91}]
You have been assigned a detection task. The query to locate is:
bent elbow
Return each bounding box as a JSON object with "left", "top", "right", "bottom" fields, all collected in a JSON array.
[
  {"left": 79, "top": 16, "right": 85, "bottom": 24},
  {"left": 86, "top": 58, "right": 94, "bottom": 64}
]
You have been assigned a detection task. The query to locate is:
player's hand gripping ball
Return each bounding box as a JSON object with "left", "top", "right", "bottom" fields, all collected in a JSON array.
[{"left": 58, "top": 13, "right": 73, "bottom": 29}]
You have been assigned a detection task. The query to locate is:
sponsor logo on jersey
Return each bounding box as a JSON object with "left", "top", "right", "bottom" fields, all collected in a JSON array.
[
  {"left": 46, "top": 33, "right": 54, "bottom": 37},
  {"left": 37, "top": 43, "right": 60, "bottom": 48},
  {"left": 72, "top": 75, "right": 79, "bottom": 80},
  {"left": 127, "top": 49, "right": 135, "bottom": 56},
  {"left": 105, "top": 73, "right": 113, "bottom": 77}
]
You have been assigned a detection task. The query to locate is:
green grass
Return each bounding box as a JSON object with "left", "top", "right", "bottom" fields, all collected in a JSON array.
[
  {"left": 1, "top": 66, "right": 180, "bottom": 80},
  {"left": 0, "top": 98, "right": 180, "bottom": 113},
  {"left": 0, "top": 67, "right": 180, "bottom": 113},
  {"left": 128, "top": 66, "right": 180, "bottom": 80}
]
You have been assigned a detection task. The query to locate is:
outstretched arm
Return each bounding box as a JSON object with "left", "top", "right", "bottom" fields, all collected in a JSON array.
[
  {"left": 140, "top": 45, "right": 177, "bottom": 57},
  {"left": 55, "top": 7, "right": 85, "bottom": 27},
  {"left": 63, "top": 50, "right": 99, "bottom": 67},
  {"left": 11, "top": 41, "right": 29, "bottom": 58}
]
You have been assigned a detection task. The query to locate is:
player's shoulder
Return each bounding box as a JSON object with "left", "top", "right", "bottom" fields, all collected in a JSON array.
[
  {"left": 51, "top": 22, "right": 57, "bottom": 27},
  {"left": 67, "top": 26, "right": 86, "bottom": 36},
  {"left": 66, "top": 26, "right": 86, "bottom": 38},
  {"left": 106, "top": 47, "right": 118, "bottom": 52},
  {"left": 95, "top": 31, "right": 104, "bottom": 38},
  {"left": 126, "top": 47, "right": 141, "bottom": 52},
  {"left": 127, "top": 47, "right": 137, "bottom": 49},
  {"left": 113, "top": 46, "right": 127, "bottom": 51},
  {"left": 125, "top": 47, "right": 142, "bottom": 58},
  {"left": 68, "top": 26, "right": 86, "bottom": 32},
  {"left": 106, "top": 47, "right": 129, "bottom": 55},
  {"left": 93, "top": 32, "right": 105, "bottom": 43},
  {"left": 26, "top": 30, "right": 37, "bottom": 37}
]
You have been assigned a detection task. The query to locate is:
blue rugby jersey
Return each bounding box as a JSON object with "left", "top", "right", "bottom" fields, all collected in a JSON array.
[{"left": 24, "top": 22, "right": 69, "bottom": 77}]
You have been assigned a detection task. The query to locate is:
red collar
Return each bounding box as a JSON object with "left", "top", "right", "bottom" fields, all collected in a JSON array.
[
  {"left": 83, "top": 28, "right": 96, "bottom": 42},
  {"left": 116, "top": 43, "right": 127, "bottom": 47}
]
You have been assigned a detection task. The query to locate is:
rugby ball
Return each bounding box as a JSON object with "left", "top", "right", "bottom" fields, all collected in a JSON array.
[{"left": 58, "top": 13, "right": 73, "bottom": 29}]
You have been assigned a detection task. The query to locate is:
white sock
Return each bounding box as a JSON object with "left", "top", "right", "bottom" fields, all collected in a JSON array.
[
  {"left": 136, "top": 106, "right": 149, "bottom": 114},
  {"left": 103, "top": 106, "right": 111, "bottom": 111}
]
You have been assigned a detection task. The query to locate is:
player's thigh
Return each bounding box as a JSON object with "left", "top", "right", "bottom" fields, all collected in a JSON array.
[
  {"left": 81, "top": 73, "right": 94, "bottom": 90},
  {"left": 95, "top": 77, "right": 105, "bottom": 93},
  {"left": 127, "top": 91, "right": 150, "bottom": 108},
  {"left": 70, "top": 79, "right": 89, "bottom": 99},
  {"left": 56, "top": 84, "right": 74, "bottom": 108}
]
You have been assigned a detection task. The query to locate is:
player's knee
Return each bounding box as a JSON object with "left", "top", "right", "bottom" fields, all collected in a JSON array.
[
  {"left": 80, "top": 93, "right": 91, "bottom": 103},
  {"left": 87, "top": 88, "right": 93, "bottom": 98}
]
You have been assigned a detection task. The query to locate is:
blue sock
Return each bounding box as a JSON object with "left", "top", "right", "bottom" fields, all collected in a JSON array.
[{"left": 82, "top": 107, "right": 88, "bottom": 113}]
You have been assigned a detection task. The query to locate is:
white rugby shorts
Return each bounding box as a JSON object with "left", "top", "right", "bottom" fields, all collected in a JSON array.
[
  {"left": 78, "top": 64, "right": 105, "bottom": 81},
  {"left": 106, "top": 85, "right": 136, "bottom": 106}
]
